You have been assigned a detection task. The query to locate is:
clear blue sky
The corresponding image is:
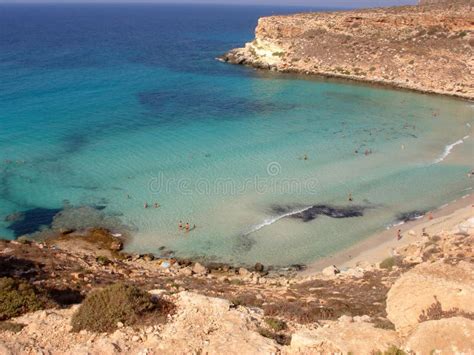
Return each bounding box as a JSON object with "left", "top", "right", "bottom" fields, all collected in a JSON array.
[{"left": 0, "top": 0, "right": 418, "bottom": 7}]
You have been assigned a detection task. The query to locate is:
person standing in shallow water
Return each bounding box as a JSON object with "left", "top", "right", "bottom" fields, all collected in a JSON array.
[
  {"left": 348, "top": 193, "right": 353, "bottom": 202},
  {"left": 397, "top": 229, "right": 402, "bottom": 240},
  {"left": 185, "top": 223, "right": 190, "bottom": 232},
  {"left": 178, "top": 221, "right": 183, "bottom": 230}
]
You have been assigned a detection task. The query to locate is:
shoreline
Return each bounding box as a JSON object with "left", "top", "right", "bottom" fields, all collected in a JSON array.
[
  {"left": 300, "top": 192, "right": 474, "bottom": 275},
  {"left": 240, "top": 65, "right": 474, "bottom": 102}
]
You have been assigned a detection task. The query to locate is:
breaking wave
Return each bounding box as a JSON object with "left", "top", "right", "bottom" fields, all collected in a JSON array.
[{"left": 432, "top": 136, "right": 469, "bottom": 164}]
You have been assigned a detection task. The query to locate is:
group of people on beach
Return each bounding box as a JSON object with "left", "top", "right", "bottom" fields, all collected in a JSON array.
[{"left": 178, "top": 221, "right": 195, "bottom": 232}]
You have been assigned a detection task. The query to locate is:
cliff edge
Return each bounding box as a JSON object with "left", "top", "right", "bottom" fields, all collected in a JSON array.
[{"left": 221, "top": 2, "right": 474, "bottom": 99}]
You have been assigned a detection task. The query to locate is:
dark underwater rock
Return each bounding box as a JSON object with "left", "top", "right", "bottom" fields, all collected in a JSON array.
[
  {"left": 396, "top": 210, "right": 426, "bottom": 223},
  {"left": 272, "top": 204, "right": 367, "bottom": 223},
  {"left": 7, "top": 208, "right": 61, "bottom": 237}
]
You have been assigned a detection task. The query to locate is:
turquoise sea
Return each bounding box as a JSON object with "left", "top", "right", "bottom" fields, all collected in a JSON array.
[{"left": 1, "top": 4, "right": 473, "bottom": 266}]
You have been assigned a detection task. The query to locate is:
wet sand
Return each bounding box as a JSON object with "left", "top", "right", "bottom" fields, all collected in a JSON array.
[{"left": 301, "top": 192, "right": 474, "bottom": 275}]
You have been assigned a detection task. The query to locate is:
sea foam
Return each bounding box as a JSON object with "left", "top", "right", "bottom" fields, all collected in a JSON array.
[
  {"left": 432, "top": 136, "right": 469, "bottom": 164},
  {"left": 243, "top": 206, "right": 312, "bottom": 236}
]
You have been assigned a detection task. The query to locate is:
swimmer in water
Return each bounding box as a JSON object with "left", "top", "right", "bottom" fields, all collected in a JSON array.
[
  {"left": 153, "top": 202, "right": 160, "bottom": 208},
  {"left": 185, "top": 223, "right": 190, "bottom": 232},
  {"left": 178, "top": 221, "right": 183, "bottom": 230},
  {"left": 144, "top": 202, "right": 148, "bottom": 209}
]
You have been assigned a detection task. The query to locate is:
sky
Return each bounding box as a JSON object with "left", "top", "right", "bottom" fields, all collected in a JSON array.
[{"left": 0, "top": 0, "right": 418, "bottom": 7}]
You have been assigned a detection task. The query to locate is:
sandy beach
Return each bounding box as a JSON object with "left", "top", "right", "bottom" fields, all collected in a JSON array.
[{"left": 301, "top": 192, "right": 474, "bottom": 275}]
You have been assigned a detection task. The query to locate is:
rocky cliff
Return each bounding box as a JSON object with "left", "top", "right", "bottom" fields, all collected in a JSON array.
[
  {"left": 221, "top": 3, "right": 474, "bottom": 99},
  {"left": 419, "top": 0, "right": 471, "bottom": 5}
]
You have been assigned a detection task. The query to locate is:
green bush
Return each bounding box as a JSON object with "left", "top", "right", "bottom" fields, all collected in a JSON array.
[
  {"left": 379, "top": 257, "right": 402, "bottom": 271},
  {"left": 0, "top": 278, "right": 43, "bottom": 321},
  {"left": 373, "top": 345, "right": 406, "bottom": 355},
  {"left": 257, "top": 327, "right": 291, "bottom": 346},
  {"left": 265, "top": 317, "right": 287, "bottom": 332},
  {"left": 71, "top": 283, "right": 173, "bottom": 333}
]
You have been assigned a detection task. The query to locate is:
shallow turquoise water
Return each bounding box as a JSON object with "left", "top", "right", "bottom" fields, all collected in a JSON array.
[{"left": 1, "top": 4, "right": 473, "bottom": 266}]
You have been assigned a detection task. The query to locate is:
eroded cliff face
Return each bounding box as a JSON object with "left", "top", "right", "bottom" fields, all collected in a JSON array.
[
  {"left": 221, "top": 3, "right": 474, "bottom": 99},
  {"left": 419, "top": 0, "right": 471, "bottom": 5}
]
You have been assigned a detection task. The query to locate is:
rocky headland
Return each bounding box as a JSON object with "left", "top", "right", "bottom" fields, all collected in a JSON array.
[
  {"left": 0, "top": 204, "right": 473, "bottom": 353},
  {"left": 220, "top": 0, "right": 474, "bottom": 99}
]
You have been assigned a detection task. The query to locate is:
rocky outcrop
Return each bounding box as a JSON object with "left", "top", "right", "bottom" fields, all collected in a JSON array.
[
  {"left": 386, "top": 260, "right": 474, "bottom": 335},
  {"left": 404, "top": 317, "right": 474, "bottom": 353},
  {"left": 221, "top": 2, "right": 474, "bottom": 99},
  {"left": 155, "top": 292, "right": 278, "bottom": 354},
  {"left": 286, "top": 320, "right": 400, "bottom": 354},
  {"left": 0, "top": 292, "right": 278, "bottom": 355},
  {"left": 419, "top": 0, "right": 471, "bottom": 5}
]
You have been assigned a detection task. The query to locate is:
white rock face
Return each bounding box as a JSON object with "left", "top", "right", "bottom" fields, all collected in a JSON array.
[
  {"left": 322, "top": 265, "right": 340, "bottom": 277},
  {"left": 286, "top": 321, "right": 400, "bottom": 354},
  {"left": 386, "top": 260, "right": 474, "bottom": 335},
  {"left": 404, "top": 317, "right": 474, "bottom": 354},
  {"left": 154, "top": 292, "right": 279, "bottom": 354},
  {"left": 191, "top": 262, "right": 208, "bottom": 275}
]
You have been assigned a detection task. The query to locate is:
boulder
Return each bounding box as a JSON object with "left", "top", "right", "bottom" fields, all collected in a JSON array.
[
  {"left": 179, "top": 267, "right": 193, "bottom": 277},
  {"left": 156, "top": 292, "right": 279, "bottom": 354},
  {"left": 192, "top": 262, "right": 208, "bottom": 275},
  {"left": 254, "top": 262, "right": 265, "bottom": 272},
  {"left": 142, "top": 253, "right": 154, "bottom": 262},
  {"left": 386, "top": 260, "right": 474, "bottom": 335},
  {"left": 287, "top": 321, "right": 400, "bottom": 354},
  {"left": 238, "top": 267, "right": 251, "bottom": 277},
  {"left": 343, "top": 267, "right": 364, "bottom": 278},
  {"left": 322, "top": 265, "right": 340, "bottom": 277},
  {"left": 404, "top": 317, "right": 474, "bottom": 354}
]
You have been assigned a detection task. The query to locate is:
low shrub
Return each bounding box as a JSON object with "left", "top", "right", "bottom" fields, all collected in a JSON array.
[
  {"left": 71, "top": 283, "right": 174, "bottom": 333},
  {"left": 0, "top": 277, "right": 43, "bottom": 320},
  {"left": 230, "top": 293, "right": 263, "bottom": 308},
  {"left": 373, "top": 345, "right": 406, "bottom": 355},
  {"left": 264, "top": 317, "right": 287, "bottom": 332},
  {"left": 257, "top": 327, "right": 291, "bottom": 346},
  {"left": 379, "top": 257, "right": 402, "bottom": 271},
  {"left": 96, "top": 255, "right": 111, "bottom": 266},
  {"left": 0, "top": 321, "right": 25, "bottom": 333},
  {"left": 264, "top": 302, "right": 334, "bottom": 324},
  {"left": 418, "top": 296, "right": 474, "bottom": 322}
]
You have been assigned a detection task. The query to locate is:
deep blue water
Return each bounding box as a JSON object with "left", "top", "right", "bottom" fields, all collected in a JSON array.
[{"left": 1, "top": 4, "right": 472, "bottom": 266}]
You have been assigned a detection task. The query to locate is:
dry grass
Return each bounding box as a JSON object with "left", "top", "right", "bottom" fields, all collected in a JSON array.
[{"left": 418, "top": 296, "right": 474, "bottom": 323}]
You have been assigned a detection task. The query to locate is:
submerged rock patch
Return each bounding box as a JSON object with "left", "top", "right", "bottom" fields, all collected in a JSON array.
[
  {"left": 7, "top": 207, "right": 61, "bottom": 237},
  {"left": 395, "top": 210, "right": 426, "bottom": 223},
  {"left": 272, "top": 204, "right": 367, "bottom": 223}
]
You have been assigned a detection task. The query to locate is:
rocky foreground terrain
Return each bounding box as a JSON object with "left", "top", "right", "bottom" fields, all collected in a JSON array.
[
  {"left": 0, "top": 214, "right": 473, "bottom": 354},
  {"left": 221, "top": 1, "right": 474, "bottom": 99}
]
